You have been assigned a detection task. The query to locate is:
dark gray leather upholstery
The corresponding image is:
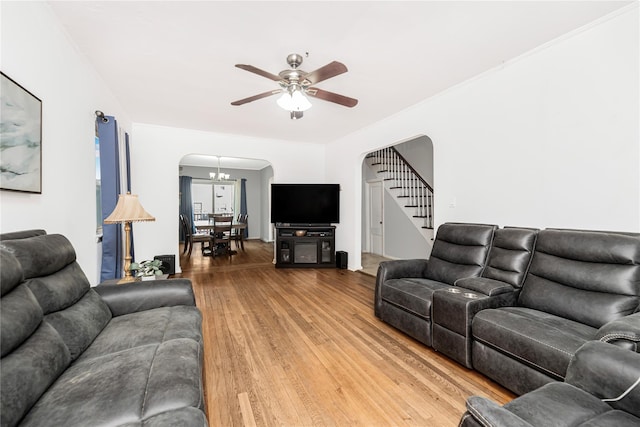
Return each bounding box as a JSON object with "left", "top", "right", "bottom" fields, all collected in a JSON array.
[
  {"left": 0, "top": 232, "right": 207, "bottom": 427},
  {"left": 431, "top": 227, "right": 538, "bottom": 368},
  {"left": 0, "top": 229, "right": 46, "bottom": 241},
  {"left": 457, "top": 226, "right": 538, "bottom": 289},
  {"left": 423, "top": 223, "right": 497, "bottom": 285},
  {"left": 595, "top": 312, "right": 640, "bottom": 352},
  {"left": 376, "top": 224, "right": 640, "bottom": 398},
  {"left": 472, "top": 229, "right": 640, "bottom": 395},
  {"left": 375, "top": 223, "right": 497, "bottom": 346},
  {"left": 459, "top": 341, "right": 640, "bottom": 427},
  {"left": 519, "top": 229, "right": 640, "bottom": 327}
]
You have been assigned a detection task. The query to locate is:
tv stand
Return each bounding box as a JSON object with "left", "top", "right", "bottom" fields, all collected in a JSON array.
[{"left": 275, "top": 225, "right": 335, "bottom": 268}]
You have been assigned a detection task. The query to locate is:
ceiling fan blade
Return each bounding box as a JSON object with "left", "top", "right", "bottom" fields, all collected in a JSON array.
[
  {"left": 303, "top": 61, "right": 348, "bottom": 85},
  {"left": 235, "top": 64, "right": 281, "bottom": 81},
  {"left": 306, "top": 88, "right": 358, "bottom": 108},
  {"left": 231, "top": 89, "right": 282, "bottom": 106}
]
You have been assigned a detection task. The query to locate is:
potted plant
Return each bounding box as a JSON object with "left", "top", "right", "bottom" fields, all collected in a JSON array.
[{"left": 130, "top": 259, "right": 164, "bottom": 280}]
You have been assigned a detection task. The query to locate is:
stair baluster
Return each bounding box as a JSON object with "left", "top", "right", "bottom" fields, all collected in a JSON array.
[{"left": 367, "top": 147, "right": 434, "bottom": 230}]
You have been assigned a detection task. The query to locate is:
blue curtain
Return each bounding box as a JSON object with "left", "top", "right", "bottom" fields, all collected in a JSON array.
[
  {"left": 179, "top": 176, "right": 194, "bottom": 239},
  {"left": 240, "top": 178, "right": 248, "bottom": 237},
  {"left": 98, "top": 116, "right": 122, "bottom": 282},
  {"left": 124, "top": 133, "right": 135, "bottom": 262}
]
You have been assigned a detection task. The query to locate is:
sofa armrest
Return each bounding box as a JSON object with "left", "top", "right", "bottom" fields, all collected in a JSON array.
[
  {"left": 595, "top": 312, "right": 640, "bottom": 352},
  {"left": 455, "top": 277, "right": 516, "bottom": 296},
  {"left": 374, "top": 259, "right": 429, "bottom": 317},
  {"left": 461, "top": 396, "right": 534, "bottom": 427},
  {"left": 565, "top": 341, "right": 640, "bottom": 417},
  {"left": 95, "top": 278, "right": 196, "bottom": 316}
]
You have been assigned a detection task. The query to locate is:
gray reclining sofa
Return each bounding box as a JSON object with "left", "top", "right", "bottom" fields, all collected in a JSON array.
[
  {"left": 0, "top": 230, "right": 207, "bottom": 427},
  {"left": 460, "top": 341, "right": 640, "bottom": 427},
  {"left": 375, "top": 223, "right": 640, "bottom": 396}
]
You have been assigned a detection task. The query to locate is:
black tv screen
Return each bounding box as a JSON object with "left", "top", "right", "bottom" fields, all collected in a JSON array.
[{"left": 271, "top": 184, "right": 340, "bottom": 225}]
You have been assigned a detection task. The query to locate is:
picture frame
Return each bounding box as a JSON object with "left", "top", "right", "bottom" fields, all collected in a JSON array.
[{"left": 1, "top": 72, "right": 42, "bottom": 193}]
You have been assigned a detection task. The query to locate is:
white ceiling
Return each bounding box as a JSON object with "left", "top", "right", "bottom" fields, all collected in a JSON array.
[{"left": 49, "top": 1, "right": 630, "bottom": 148}]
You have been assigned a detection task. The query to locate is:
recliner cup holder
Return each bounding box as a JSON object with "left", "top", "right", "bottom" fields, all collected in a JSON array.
[
  {"left": 447, "top": 288, "right": 461, "bottom": 293},
  {"left": 463, "top": 292, "right": 479, "bottom": 299}
]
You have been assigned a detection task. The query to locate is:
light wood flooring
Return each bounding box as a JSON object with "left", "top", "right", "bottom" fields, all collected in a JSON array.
[
  {"left": 176, "top": 240, "right": 514, "bottom": 426},
  {"left": 360, "top": 252, "right": 393, "bottom": 277}
]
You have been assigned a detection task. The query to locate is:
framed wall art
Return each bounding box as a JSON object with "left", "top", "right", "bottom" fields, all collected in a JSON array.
[{"left": 1, "top": 72, "right": 42, "bottom": 193}]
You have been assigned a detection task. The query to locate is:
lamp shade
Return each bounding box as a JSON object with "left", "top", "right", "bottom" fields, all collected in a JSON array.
[{"left": 104, "top": 193, "right": 155, "bottom": 224}]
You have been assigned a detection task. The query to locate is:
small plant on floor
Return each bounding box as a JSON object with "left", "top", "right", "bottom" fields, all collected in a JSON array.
[{"left": 130, "top": 259, "right": 164, "bottom": 278}]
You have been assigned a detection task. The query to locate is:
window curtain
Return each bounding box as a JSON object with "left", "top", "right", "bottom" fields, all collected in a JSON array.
[
  {"left": 124, "top": 132, "right": 134, "bottom": 262},
  {"left": 179, "top": 175, "right": 194, "bottom": 239},
  {"left": 98, "top": 116, "right": 123, "bottom": 282},
  {"left": 240, "top": 178, "right": 248, "bottom": 238}
]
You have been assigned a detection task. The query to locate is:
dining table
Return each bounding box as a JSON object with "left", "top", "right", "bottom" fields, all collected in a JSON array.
[{"left": 194, "top": 219, "right": 248, "bottom": 252}]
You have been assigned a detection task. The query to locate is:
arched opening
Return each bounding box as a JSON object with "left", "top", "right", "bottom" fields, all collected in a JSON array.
[
  {"left": 360, "top": 135, "right": 434, "bottom": 275},
  {"left": 178, "top": 154, "right": 274, "bottom": 264}
]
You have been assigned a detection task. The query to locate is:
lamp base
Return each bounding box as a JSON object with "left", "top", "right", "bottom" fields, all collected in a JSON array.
[{"left": 117, "top": 276, "right": 136, "bottom": 284}]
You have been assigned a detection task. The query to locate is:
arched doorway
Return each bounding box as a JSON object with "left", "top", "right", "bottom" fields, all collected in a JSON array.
[
  {"left": 178, "top": 155, "right": 274, "bottom": 259},
  {"left": 361, "top": 136, "right": 434, "bottom": 273}
]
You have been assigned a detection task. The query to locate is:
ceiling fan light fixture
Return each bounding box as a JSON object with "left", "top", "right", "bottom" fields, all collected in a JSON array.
[
  {"left": 276, "top": 92, "right": 294, "bottom": 110},
  {"left": 291, "top": 89, "right": 312, "bottom": 111},
  {"left": 277, "top": 87, "right": 311, "bottom": 112},
  {"left": 231, "top": 53, "right": 357, "bottom": 117}
]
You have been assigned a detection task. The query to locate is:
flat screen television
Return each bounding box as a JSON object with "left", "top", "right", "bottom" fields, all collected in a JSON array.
[{"left": 271, "top": 184, "right": 340, "bottom": 225}]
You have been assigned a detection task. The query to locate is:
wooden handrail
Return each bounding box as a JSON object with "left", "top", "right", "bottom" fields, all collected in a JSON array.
[{"left": 390, "top": 147, "right": 434, "bottom": 193}]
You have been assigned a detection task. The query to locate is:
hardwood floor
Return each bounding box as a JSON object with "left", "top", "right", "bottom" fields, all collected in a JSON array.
[{"left": 176, "top": 240, "right": 514, "bottom": 426}]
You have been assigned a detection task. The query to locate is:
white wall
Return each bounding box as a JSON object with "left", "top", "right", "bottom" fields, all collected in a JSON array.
[
  {"left": 260, "top": 166, "right": 275, "bottom": 242},
  {"left": 0, "top": 2, "right": 130, "bottom": 284},
  {"left": 328, "top": 6, "right": 639, "bottom": 270},
  {"left": 394, "top": 135, "right": 434, "bottom": 186},
  {"left": 129, "top": 124, "right": 325, "bottom": 272}
]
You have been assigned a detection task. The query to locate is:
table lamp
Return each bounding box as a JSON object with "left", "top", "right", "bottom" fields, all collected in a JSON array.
[{"left": 104, "top": 192, "right": 155, "bottom": 283}]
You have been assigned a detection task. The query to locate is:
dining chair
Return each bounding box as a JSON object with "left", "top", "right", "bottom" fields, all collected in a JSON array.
[
  {"left": 180, "top": 214, "right": 214, "bottom": 258},
  {"left": 213, "top": 214, "right": 234, "bottom": 257},
  {"left": 232, "top": 214, "right": 248, "bottom": 250},
  {"left": 179, "top": 214, "right": 191, "bottom": 255}
]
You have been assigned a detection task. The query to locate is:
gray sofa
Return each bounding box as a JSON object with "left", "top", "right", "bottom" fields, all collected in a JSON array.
[
  {"left": 0, "top": 230, "right": 207, "bottom": 427},
  {"left": 460, "top": 341, "right": 640, "bottom": 427},
  {"left": 375, "top": 223, "right": 640, "bottom": 396},
  {"left": 374, "top": 223, "right": 498, "bottom": 346}
]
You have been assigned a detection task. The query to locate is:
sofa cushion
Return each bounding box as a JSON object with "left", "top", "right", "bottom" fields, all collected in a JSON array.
[
  {"left": 19, "top": 339, "right": 203, "bottom": 427},
  {"left": 519, "top": 229, "right": 640, "bottom": 328},
  {"left": 44, "top": 290, "right": 112, "bottom": 360},
  {"left": 0, "top": 229, "right": 46, "bottom": 242},
  {"left": 0, "top": 249, "right": 24, "bottom": 297},
  {"left": 424, "top": 223, "right": 497, "bottom": 285},
  {"left": 381, "top": 278, "right": 450, "bottom": 319},
  {"left": 504, "top": 382, "right": 611, "bottom": 426},
  {"left": 1, "top": 284, "right": 43, "bottom": 357},
  {"left": 482, "top": 227, "right": 538, "bottom": 287},
  {"left": 78, "top": 306, "right": 203, "bottom": 361},
  {"left": 0, "top": 234, "right": 76, "bottom": 279},
  {"left": 3, "top": 234, "right": 113, "bottom": 361},
  {"left": 27, "top": 262, "right": 91, "bottom": 315},
  {"left": 1, "top": 322, "right": 71, "bottom": 427},
  {"left": 472, "top": 307, "right": 596, "bottom": 379}
]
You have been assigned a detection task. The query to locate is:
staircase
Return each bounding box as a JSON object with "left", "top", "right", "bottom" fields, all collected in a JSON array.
[{"left": 366, "top": 147, "right": 434, "bottom": 239}]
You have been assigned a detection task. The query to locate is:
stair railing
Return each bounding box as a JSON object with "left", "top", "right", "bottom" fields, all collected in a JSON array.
[{"left": 367, "top": 147, "right": 434, "bottom": 229}]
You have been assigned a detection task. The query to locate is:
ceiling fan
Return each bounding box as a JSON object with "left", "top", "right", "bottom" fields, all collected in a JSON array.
[{"left": 231, "top": 53, "right": 358, "bottom": 120}]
